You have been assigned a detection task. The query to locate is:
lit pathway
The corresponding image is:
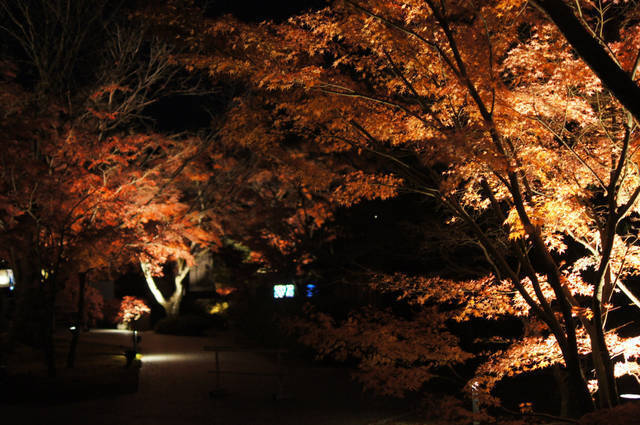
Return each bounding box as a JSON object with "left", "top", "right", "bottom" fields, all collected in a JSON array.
[{"left": 4, "top": 330, "right": 415, "bottom": 425}]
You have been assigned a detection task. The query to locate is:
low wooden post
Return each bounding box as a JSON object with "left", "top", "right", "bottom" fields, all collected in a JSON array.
[
  {"left": 472, "top": 381, "right": 480, "bottom": 425},
  {"left": 214, "top": 350, "right": 221, "bottom": 392}
]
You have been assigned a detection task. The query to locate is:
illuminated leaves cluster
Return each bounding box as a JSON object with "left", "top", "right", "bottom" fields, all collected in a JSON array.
[
  {"left": 116, "top": 296, "right": 151, "bottom": 324},
  {"left": 294, "top": 305, "right": 472, "bottom": 397},
  {"left": 0, "top": 53, "right": 224, "bottom": 286},
  {"left": 128, "top": 0, "right": 640, "bottom": 414},
  {"left": 372, "top": 273, "right": 529, "bottom": 319}
]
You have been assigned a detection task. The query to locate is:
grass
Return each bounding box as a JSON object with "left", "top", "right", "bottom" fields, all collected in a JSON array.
[{"left": 1, "top": 330, "right": 140, "bottom": 404}]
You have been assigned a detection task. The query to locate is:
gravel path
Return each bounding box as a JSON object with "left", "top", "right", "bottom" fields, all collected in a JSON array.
[{"left": 3, "top": 329, "right": 416, "bottom": 425}]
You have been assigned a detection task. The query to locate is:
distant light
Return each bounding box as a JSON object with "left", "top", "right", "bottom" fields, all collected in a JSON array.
[
  {"left": 273, "top": 284, "right": 295, "bottom": 299},
  {"left": 0, "top": 269, "right": 14, "bottom": 288},
  {"left": 215, "top": 287, "right": 236, "bottom": 296},
  {"left": 69, "top": 326, "right": 77, "bottom": 331},
  {"left": 621, "top": 394, "right": 640, "bottom": 399},
  {"left": 208, "top": 301, "right": 229, "bottom": 315},
  {"left": 306, "top": 284, "right": 316, "bottom": 298}
]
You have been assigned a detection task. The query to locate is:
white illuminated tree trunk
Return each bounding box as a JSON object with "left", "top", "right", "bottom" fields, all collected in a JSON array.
[{"left": 140, "top": 259, "right": 190, "bottom": 317}]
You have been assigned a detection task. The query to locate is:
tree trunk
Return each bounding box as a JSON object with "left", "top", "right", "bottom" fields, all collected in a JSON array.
[
  {"left": 555, "top": 340, "right": 594, "bottom": 417},
  {"left": 10, "top": 243, "right": 58, "bottom": 377},
  {"left": 66, "top": 272, "right": 86, "bottom": 368},
  {"left": 7, "top": 245, "right": 36, "bottom": 350},
  {"left": 42, "top": 274, "right": 57, "bottom": 378},
  {"left": 141, "top": 259, "right": 190, "bottom": 317},
  {"left": 588, "top": 309, "right": 619, "bottom": 408},
  {"left": 6, "top": 249, "right": 25, "bottom": 365},
  {"left": 506, "top": 174, "right": 595, "bottom": 417},
  {"left": 164, "top": 292, "right": 183, "bottom": 317},
  {"left": 530, "top": 0, "right": 640, "bottom": 123},
  {"left": 564, "top": 363, "right": 595, "bottom": 417},
  {"left": 553, "top": 364, "right": 571, "bottom": 417}
]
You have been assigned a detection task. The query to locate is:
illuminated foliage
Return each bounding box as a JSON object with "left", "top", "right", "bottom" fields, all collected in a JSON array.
[
  {"left": 4, "top": 0, "right": 640, "bottom": 420},
  {"left": 0, "top": 3, "right": 223, "bottom": 375},
  {"left": 160, "top": 0, "right": 640, "bottom": 418},
  {"left": 116, "top": 296, "right": 151, "bottom": 325}
]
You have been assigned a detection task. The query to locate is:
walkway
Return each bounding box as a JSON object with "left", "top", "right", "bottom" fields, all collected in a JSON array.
[{"left": 3, "top": 329, "right": 416, "bottom": 425}]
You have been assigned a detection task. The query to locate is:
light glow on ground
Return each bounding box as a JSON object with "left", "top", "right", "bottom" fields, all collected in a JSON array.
[
  {"left": 140, "top": 353, "right": 212, "bottom": 363},
  {"left": 89, "top": 329, "right": 132, "bottom": 334}
]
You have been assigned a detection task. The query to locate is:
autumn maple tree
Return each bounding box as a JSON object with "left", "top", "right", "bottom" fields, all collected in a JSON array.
[
  {"left": 157, "top": 0, "right": 640, "bottom": 418},
  {"left": 0, "top": 0, "right": 225, "bottom": 374},
  {"left": 133, "top": 1, "right": 405, "bottom": 280}
]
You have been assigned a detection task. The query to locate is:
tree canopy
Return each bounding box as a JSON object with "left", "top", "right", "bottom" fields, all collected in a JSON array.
[
  {"left": 3, "top": 0, "right": 640, "bottom": 421},
  {"left": 152, "top": 0, "right": 640, "bottom": 418}
]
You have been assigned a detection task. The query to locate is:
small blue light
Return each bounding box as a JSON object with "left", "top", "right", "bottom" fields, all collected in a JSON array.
[{"left": 306, "top": 284, "right": 316, "bottom": 297}]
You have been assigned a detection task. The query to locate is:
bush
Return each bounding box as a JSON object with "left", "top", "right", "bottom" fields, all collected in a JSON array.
[
  {"left": 154, "top": 314, "right": 226, "bottom": 336},
  {"left": 116, "top": 296, "right": 150, "bottom": 327}
]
